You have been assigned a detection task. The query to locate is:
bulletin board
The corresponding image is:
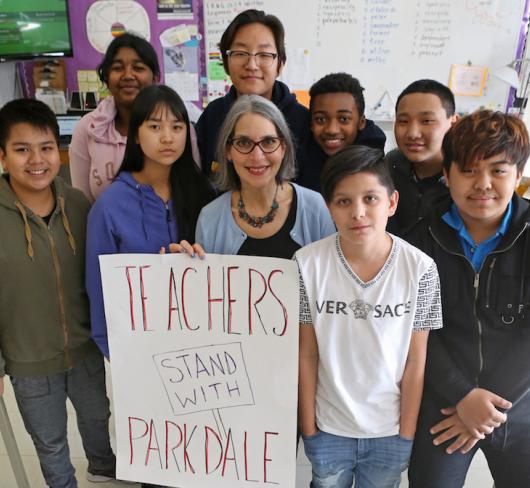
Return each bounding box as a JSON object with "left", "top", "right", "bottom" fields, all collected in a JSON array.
[
  {"left": 25, "top": 0, "right": 207, "bottom": 105},
  {"left": 203, "top": 0, "right": 530, "bottom": 117}
]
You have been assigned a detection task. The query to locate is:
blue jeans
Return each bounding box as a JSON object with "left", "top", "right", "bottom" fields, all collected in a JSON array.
[
  {"left": 303, "top": 430, "right": 412, "bottom": 488},
  {"left": 409, "top": 391, "right": 530, "bottom": 488},
  {"left": 11, "top": 353, "right": 115, "bottom": 488}
]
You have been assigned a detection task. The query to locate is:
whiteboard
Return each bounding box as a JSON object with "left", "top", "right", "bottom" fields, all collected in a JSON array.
[{"left": 203, "top": 0, "right": 528, "bottom": 116}]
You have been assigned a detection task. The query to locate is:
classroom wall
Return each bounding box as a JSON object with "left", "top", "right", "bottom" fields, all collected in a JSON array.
[
  {"left": 65, "top": 0, "right": 204, "bottom": 105},
  {"left": 203, "top": 0, "right": 529, "bottom": 116},
  {"left": 0, "top": 63, "right": 19, "bottom": 107},
  {"left": 0, "top": 0, "right": 529, "bottom": 154},
  {"left": 4, "top": 1, "right": 529, "bottom": 109},
  {"left": 11, "top": 0, "right": 205, "bottom": 109}
]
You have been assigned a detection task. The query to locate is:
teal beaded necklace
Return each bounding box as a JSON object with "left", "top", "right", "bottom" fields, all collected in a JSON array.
[{"left": 237, "top": 185, "right": 280, "bottom": 228}]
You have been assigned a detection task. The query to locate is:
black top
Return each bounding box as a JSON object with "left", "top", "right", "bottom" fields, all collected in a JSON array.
[
  {"left": 415, "top": 171, "right": 444, "bottom": 194},
  {"left": 238, "top": 189, "right": 300, "bottom": 259},
  {"left": 42, "top": 208, "right": 55, "bottom": 225},
  {"left": 386, "top": 148, "right": 449, "bottom": 236},
  {"left": 296, "top": 119, "right": 387, "bottom": 193}
]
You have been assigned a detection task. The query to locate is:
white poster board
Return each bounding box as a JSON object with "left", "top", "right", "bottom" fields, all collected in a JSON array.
[{"left": 100, "top": 253, "right": 299, "bottom": 487}]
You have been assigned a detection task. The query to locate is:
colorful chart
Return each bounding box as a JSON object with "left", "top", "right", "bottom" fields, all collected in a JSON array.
[{"left": 86, "top": 0, "right": 150, "bottom": 54}]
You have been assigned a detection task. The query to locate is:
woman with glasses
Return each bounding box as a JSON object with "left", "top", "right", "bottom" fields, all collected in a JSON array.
[
  {"left": 177, "top": 94, "right": 334, "bottom": 258},
  {"left": 195, "top": 9, "right": 310, "bottom": 176}
]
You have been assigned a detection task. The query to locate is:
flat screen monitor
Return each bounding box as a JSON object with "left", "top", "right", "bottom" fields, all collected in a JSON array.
[
  {"left": 56, "top": 115, "right": 81, "bottom": 147},
  {"left": 0, "top": 0, "right": 73, "bottom": 61}
]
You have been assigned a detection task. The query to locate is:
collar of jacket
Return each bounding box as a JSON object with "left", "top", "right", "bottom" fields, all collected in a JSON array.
[
  {"left": 427, "top": 194, "right": 530, "bottom": 255},
  {"left": 0, "top": 175, "right": 76, "bottom": 260},
  {"left": 222, "top": 80, "right": 295, "bottom": 110},
  {"left": 389, "top": 150, "right": 444, "bottom": 183}
]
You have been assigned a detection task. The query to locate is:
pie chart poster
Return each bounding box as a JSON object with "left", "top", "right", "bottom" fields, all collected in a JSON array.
[{"left": 100, "top": 252, "right": 299, "bottom": 487}]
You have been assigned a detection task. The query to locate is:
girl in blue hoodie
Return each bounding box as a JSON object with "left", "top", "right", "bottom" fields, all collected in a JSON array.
[{"left": 86, "top": 85, "right": 213, "bottom": 359}]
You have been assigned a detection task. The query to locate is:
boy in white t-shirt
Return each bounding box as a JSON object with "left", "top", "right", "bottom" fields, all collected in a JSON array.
[{"left": 295, "top": 145, "right": 443, "bottom": 488}]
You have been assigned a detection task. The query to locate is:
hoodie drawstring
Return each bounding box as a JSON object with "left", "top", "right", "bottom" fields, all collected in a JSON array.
[
  {"left": 15, "top": 202, "right": 35, "bottom": 260},
  {"left": 58, "top": 197, "right": 76, "bottom": 254},
  {"left": 15, "top": 197, "right": 76, "bottom": 259}
]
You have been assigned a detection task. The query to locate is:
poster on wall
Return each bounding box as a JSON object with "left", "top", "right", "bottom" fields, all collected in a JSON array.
[
  {"left": 160, "top": 25, "right": 200, "bottom": 101},
  {"left": 86, "top": 0, "right": 151, "bottom": 54},
  {"left": 157, "top": 0, "right": 194, "bottom": 19},
  {"left": 100, "top": 253, "right": 299, "bottom": 487}
]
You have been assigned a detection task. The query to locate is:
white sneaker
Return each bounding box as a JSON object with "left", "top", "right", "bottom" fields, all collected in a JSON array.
[{"left": 86, "top": 471, "right": 137, "bottom": 484}]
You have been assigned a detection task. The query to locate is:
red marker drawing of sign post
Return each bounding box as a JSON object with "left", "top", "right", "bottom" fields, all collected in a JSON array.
[{"left": 153, "top": 342, "right": 254, "bottom": 437}]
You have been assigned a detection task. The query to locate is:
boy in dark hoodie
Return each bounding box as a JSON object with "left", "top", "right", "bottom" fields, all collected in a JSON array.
[
  {"left": 387, "top": 79, "right": 457, "bottom": 235},
  {"left": 296, "top": 72, "right": 386, "bottom": 192},
  {"left": 0, "top": 99, "right": 121, "bottom": 487},
  {"left": 196, "top": 9, "right": 309, "bottom": 175},
  {"left": 406, "top": 110, "right": 530, "bottom": 488}
]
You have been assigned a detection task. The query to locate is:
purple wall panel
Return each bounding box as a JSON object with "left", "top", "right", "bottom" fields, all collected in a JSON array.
[
  {"left": 507, "top": 0, "right": 530, "bottom": 109},
  {"left": 65, "top": 0, "right": 206, "bottom": 104}
]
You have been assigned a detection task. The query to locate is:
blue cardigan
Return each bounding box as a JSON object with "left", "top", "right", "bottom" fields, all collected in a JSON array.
[
  {"left": 196, "top": 183, "right": 335, "bottom": 254},
  {"left": 86, "top": 171, "right": 179, "bottom": 357}
]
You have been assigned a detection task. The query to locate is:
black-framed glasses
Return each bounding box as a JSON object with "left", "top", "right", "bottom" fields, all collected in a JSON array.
[
  {"left": 226, "top": 50, "right": 278, "bottom": 67},
  {"left": 229, "top": 136, "right": 283, "bottom": 154}
]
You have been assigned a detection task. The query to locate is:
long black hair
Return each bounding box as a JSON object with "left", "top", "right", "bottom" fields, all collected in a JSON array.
[{"left": 119, "top": 85, "right": 214, "bottom": 241}]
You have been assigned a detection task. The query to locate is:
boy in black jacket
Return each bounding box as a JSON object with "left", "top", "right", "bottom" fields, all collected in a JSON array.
[
  {"left": 296, "top": 72, "right": 386, "bottom": 192},
  {"left": 387, "top": 79, "right": 457, "bottom": 235},
  {"left": 406, "top": 110, "right": 530, "bottom": 488}
]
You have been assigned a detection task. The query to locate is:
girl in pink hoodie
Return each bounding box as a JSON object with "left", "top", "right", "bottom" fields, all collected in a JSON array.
[
  {"left": 69, "top": 33, "right": 200, "bottom": 202},
  {"left": 70, "top": 33, "right": 159, "bottom": 202}
]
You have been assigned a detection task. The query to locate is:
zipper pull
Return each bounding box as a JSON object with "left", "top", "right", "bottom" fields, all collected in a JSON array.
[
  {"left": 165, "top": 203, "right": 170, "bottom": 222},
  {"left": 474, "top": 274, "right": 480, "bottom": 288}
]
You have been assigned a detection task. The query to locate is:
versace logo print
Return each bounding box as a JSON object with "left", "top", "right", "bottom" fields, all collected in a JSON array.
[{"left": 348, "top": 299, "right": 374, "bottom": 320}]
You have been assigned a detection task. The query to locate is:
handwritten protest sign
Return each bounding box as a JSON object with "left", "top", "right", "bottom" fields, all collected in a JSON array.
[
  {"left": 99, "top": 253, "right": 299, "bottom": 487},
  {"left": 154, "top": 342, "right": 255, "bottom": 416}
]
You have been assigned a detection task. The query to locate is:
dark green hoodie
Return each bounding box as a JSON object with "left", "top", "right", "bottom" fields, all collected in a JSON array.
[{"left": 0, "top": 175, "right": 99, "bottom": 378}]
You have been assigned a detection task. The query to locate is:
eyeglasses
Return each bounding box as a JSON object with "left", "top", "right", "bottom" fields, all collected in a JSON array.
[
  {"left": 226, "top": 50, "right": 279, "bottom": 67},
  {"left": 229, "top": 136, "right": 283, "bottom": 154}
]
